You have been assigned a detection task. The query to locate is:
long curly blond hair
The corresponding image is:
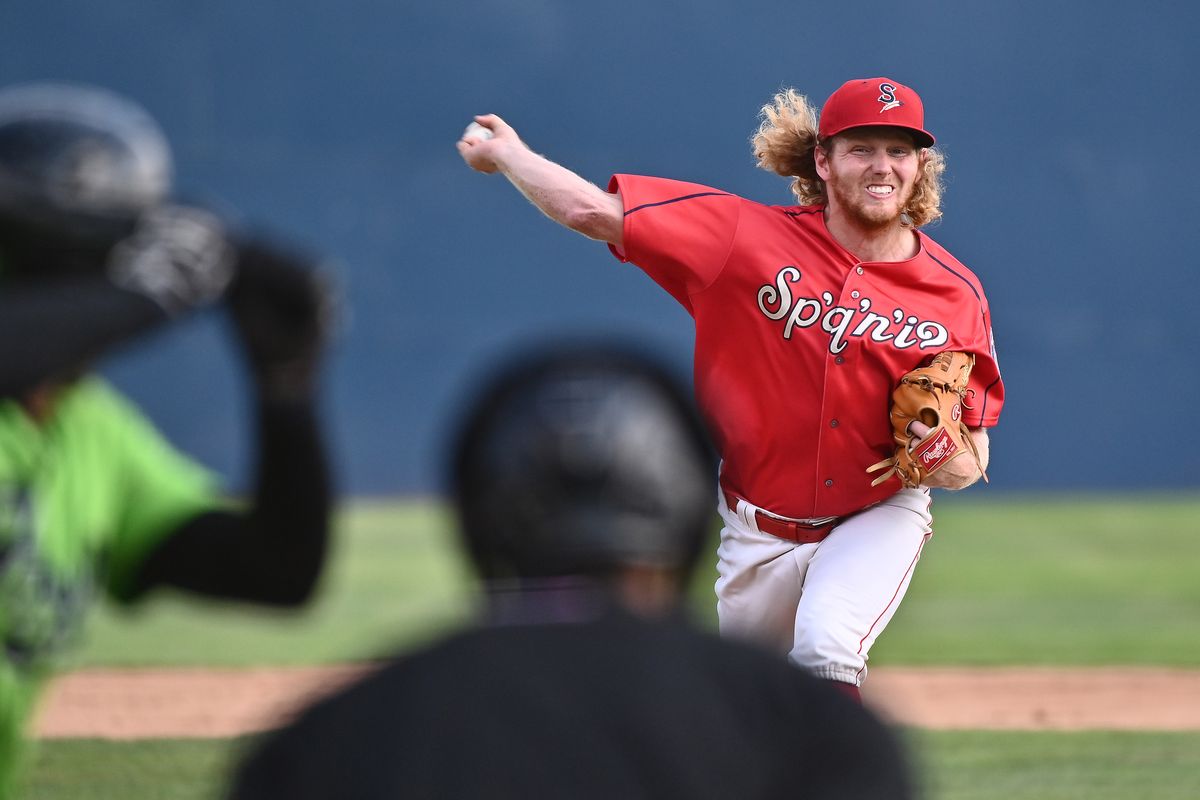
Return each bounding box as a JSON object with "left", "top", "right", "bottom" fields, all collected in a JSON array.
[{"left": 751, "top": 88, "right": 946, "bottom": 228}]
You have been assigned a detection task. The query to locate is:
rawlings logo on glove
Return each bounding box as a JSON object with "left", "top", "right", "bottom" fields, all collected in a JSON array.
[{"left": 867, "top": 351, "right": 988, "bottom": 489}]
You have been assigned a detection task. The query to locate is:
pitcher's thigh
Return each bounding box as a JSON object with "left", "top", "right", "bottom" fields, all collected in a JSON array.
[{"left": 714, "top": 516, "right": 810, "bottom": 656}]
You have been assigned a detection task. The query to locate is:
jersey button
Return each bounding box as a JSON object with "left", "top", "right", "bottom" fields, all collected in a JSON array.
[
  {"left": 824, "top": 479, "right": 834, "bottom": 487},
  {"left": 835, "top": 356, "right": 845, "bottom": 365},
  {"left": 851, "top": 290, "right": 860, "bottom": 299},
  {"left": 830, "top": 419, "right": 839, "bottom": 428},
  {"left": 855, "top": 266, "right": 864, "bottom": 275}
]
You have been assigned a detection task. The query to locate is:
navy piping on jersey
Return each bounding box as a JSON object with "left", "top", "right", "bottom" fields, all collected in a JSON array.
[
  {"left": 977, "top": 375, "right": 1000, "bottom": 422},
  {"left": 624, "top": 191, "right": 732, "bottom": 217},
  {"left": 926, "top": 251, "right": 982, "bottom": 304},
  {"left": 926, "top": 251, "right": 999, "bottom": 421},
  {"left": 784, "top": 208, "right": 823, "bottom": 217}
]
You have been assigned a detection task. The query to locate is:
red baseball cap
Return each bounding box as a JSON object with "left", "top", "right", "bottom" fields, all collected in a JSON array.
[{"left": 818, "top": 77, "right": 935, "bottom": 148}]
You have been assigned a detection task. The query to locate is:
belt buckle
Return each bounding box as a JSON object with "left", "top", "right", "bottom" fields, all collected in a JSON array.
[
  {"left": 723, "top": 488, "right": 835, "bottom": 543},
  {"left": 757, "top": 507, "right": 835, "bottom": 529}
]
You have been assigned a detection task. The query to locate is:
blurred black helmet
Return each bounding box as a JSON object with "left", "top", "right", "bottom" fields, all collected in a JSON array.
[
  {"left": 451, "top": 344, "right": 716, "bottom": 582},
  {"left": 0, "top": 82, "right": 171, "bottom": 248}
]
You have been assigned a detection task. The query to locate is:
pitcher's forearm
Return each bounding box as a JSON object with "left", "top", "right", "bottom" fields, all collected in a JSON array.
[
  {"left": 497, "top": 145, "right": 623, "bottom": 243},
  {"left": 457, "top": 113, "right": 623, "bottom": 244}
]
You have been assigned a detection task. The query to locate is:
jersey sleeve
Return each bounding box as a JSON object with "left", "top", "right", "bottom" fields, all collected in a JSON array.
[
  {"left": 77, "top": 381, "right": 227, "bottom": 600},
  {"left": 607, "top": 175, "right": 741, "bottom": 315},
  {"left": 963, "top": 298, "right": 1004, "bottom": 428}
]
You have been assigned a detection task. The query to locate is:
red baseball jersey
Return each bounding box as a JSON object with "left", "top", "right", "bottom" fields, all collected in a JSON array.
[{"left": 608, "top": 175, "right": 1004, "bottom": 519}]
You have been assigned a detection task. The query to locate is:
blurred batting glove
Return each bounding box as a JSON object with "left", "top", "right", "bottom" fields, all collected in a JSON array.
[
  {"left": 106, "top": 204, "right": 237, "bottom": 315},
  {"left": 226, "top": 237, "right": 336, "bottom": 402}
]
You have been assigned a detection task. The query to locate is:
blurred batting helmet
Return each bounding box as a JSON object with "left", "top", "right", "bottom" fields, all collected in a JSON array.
[
  {"left": 0, "top": 82, "right": 171, "bottom": 251},
  {"left": 450, "top": 344, "right": 716, "bottom": 581}
]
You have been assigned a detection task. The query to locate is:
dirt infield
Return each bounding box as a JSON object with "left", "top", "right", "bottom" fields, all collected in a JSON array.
[{"left": 31, "top": 665, "right": 1200, "bottom": 739}]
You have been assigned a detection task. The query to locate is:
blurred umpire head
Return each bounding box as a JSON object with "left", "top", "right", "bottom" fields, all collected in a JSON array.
[
  {"left": 450, "top": 343, "right": 715, "bottom": 608},
  {"left": 0, "top": 82, "right": 171, "bottom": 278}
]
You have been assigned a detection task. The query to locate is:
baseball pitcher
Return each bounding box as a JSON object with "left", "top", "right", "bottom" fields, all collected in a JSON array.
[{"left": 457, "top": 77, "right": 1004, "bottom": 701}]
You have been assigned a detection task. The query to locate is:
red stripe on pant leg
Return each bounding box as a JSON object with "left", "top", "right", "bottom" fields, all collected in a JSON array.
[{"left": 854, "top": 531, "right": 932, "bottom": 683}]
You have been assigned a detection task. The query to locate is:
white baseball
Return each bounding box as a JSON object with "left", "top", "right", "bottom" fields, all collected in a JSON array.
[{"left": 462, "top": 121, "right": 494, "bottom": 142}]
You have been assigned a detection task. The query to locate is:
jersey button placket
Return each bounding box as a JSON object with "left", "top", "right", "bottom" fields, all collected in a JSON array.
[
  {"left": 823, "top": 266, "right": 858, "bottom": 498},
  {"left": 834, "top": 267, "right": 861, "bottom": 366}
]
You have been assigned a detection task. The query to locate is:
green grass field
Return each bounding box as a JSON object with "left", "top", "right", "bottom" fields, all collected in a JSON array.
[
  {"left": 874, "top": 492, "right": 1200, "bottom": 666},
  {"left": 29, "top": 492, "right": 1200, "bottom": 799},
  {"left": 74, "top": 492, "right": 1200, "bottom": 668},
  {"left": 24, "top": 731, "right": 1200, "bottom": 800}
]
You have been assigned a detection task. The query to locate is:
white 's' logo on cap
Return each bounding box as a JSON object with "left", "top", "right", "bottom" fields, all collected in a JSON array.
[{"left": 878, "top": 83, "right": 902, "bottom": 113}]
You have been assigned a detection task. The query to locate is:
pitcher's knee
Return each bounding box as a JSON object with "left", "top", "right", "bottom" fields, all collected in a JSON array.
[
  {"left": 789, "top": 613, "right": 865, "bottom": 683},
  {"left": 789, "top": 642, "right": 863, "bottom": 684}
]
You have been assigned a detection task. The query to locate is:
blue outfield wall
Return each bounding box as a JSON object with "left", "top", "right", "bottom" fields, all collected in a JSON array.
[{"left": 3, "top": 1, "right": 1198, "bottom": 494}]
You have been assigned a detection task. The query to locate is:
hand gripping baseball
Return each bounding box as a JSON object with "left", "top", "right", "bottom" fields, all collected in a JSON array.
[
  {"left": 866, "top": 351, "right": 989, "bottom": 489},
  {"left": 106, "top": 204, "right": 237, "bottom": 315},
  {"left": 226, "top": 238, "right": 335, "bottom": 402},
  {"left": 456, "top": 114, "right": 522, "bottom": 174}
]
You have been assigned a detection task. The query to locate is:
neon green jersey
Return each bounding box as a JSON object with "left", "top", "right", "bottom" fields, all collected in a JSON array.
[{"left": 0, "top": 377, "right": 222, "bottom": 796}]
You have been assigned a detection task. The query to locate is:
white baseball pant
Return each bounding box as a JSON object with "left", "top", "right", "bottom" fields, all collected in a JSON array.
[{"left": 714, "top": 486, "right": 933, "bottom": 686}]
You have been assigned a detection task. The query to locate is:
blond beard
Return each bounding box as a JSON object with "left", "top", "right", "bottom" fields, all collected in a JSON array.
[{"left": 826, "top": 174, "right": 916, "bottom": 231}]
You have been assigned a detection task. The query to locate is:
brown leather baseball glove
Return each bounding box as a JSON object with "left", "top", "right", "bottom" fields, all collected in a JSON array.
[{"left": 867, "top": 351, "right": 988, "bottom": 489}]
